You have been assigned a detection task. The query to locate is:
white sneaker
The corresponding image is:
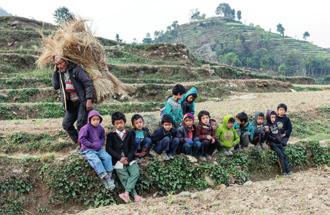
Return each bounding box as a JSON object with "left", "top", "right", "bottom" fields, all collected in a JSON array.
[
  {"left": 161, "top": 152, "right": 170, "bottom": 161},
  {"left": 107, "top": 179, "right": 116, "bottom": 190}
]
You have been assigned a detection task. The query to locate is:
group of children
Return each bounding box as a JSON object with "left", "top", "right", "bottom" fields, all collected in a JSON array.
[{"left": 78, "top": 84, "right": 293, "bottom": 203}]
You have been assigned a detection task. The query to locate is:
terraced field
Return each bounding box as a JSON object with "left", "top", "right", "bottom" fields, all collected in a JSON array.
[{"left": 0, "top": 16, "right": 329, "bottom": 215}]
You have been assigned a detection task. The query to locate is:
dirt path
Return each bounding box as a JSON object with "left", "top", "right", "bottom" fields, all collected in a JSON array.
[
  {"left": 75, "top": 168, "right": 330, "bottom": 215},
  {"left": 0, "top": 90, "right": 329, "bottom": 135}
]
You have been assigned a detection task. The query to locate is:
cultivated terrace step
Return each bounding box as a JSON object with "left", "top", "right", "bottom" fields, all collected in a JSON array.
[{"left": 0, "top": 101, "right": 162, "bottom": 120}]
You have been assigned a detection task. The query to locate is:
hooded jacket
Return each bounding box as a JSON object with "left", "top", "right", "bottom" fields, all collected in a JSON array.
[
  {"left": 179, "top": 87, "right": 198, "bottom": 115},
  {"left": 216, "top": 114, "right": 240, "bottom": 149},
  {"left": 78, "top": 110, "right": 105, "bottom": 151}
]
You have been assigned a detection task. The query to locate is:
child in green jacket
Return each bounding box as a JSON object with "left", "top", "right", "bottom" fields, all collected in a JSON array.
[
  {"left": 216, "top": 114, "right": 240, "bottom": 156},
  {"left": 161, "top": 84, "right": 186, "bottom": 127}
]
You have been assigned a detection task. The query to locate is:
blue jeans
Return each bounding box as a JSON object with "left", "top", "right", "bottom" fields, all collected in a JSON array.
[
  {"left": 270, "top": 143, "right": 290, "bottom": 173},
  {"left": 135, "top": 137, "right": 152, "bottom": 152},
  {"left": 154, "top": 136, "right": 179, "bottom": 156},
  {"left": 81, "top": 148, "right": 113, "bottom": 177},
  {"left": 183, "top": 138, "right": 202, "bottom": 156}
]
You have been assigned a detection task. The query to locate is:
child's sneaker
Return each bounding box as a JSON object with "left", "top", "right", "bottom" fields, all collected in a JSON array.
[
  {"left": 168, "top": 154, "right": 175, "bottom": 160},
  {"left": 102, "top": 179, "right": 111, "bottom": 189},
  {"left": 161, "top": 152, "right": 170, "bottom": 161},
  {"left": 149, "top": 150, "right": 158, "bottom": 158},
  {"left": 104, "top": 174, "right": 116, "bottom": 190},
  {"left": 199, "top": 156, "right": 207, "bottom": 162},
  {"left": 223, "top": 149, "right": 232, "bottom": 156},
  {"left": 261, "top": 143, "right": 268, "bottom": 150},
  {"left": 186, "top": 155, "right": 197, "bottom": 163}
]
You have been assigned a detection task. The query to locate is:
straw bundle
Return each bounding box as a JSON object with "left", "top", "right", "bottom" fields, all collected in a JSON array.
[{"left": 37, "top": 19, "right": 135, "bottom": 103}]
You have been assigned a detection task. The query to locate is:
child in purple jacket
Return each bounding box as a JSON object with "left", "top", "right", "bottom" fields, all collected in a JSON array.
[{"left": 78, "top": 110, "right": 115, "bottom": 190}]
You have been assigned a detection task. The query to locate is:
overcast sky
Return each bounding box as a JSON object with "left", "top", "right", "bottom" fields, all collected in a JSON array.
[{"left": 1, "top": 0, "right": 330, "bottom": 48}]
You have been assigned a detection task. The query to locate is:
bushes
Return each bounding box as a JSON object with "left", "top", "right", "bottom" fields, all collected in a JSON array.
[
  {"left": 41, "top": 142, "right": 327, "bottom": 208},
  {"left": 285, "top": 144, "right": 307, "bottom": 167},
  {"left": 309, "top": 141, "right": 330, "bottom": 166},
  {"left": 145, "top": 157, "right": 207, "bottom": 194},
  {"left": 0, "top": 158, "right": 35, "bottom": 215},
  {"left": 40, "top": 155, "right": 116, "bottom": 208},
  {"left": 1, "top": 141, "right": 328, "bottom": 212}
]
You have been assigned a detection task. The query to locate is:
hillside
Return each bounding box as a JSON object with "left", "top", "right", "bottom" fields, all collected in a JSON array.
[
  {"left": 0, "top": 15, "right": 329, "bottom": 214},
  {"left": 153, "top": 16, "right": 330, "bottom": 78}
]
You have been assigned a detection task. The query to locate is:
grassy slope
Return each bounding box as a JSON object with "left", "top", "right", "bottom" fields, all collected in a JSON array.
[{"left": 153, "top": 17, "right": 330, "bottom": 77}]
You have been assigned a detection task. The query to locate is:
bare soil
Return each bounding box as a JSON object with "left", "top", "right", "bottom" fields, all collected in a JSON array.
[
  {"left": 1, "top": 90, "right": 329, "bottom": 135},
  {"left": 75, "top": 167, "right": 330, "bottom": 215}
]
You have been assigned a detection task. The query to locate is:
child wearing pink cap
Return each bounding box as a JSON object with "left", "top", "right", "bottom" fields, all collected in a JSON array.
[{"left": 177, "top": 113, "right": 202, "bottom": 157}]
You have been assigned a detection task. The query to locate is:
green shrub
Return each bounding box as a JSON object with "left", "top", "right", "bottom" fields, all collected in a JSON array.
[
  {"left": 285, "top": 144, "right": 307, "bottom": 167},
  {"left": 310, "top": 142, "right": 330, "bottom": 166},
  {"left": 0, "top": 176, "right": 33, "bottom": 215},
  {"left": 40, "top": 155, "right": 116, "bottom": 208}
]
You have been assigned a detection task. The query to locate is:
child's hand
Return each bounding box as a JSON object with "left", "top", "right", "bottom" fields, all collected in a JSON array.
[
  {"left": 206, "top": 135, "right": 212, "bottom": 140},
  {"left": 264, "top": 126, "right": 270, "bottom": 132}
]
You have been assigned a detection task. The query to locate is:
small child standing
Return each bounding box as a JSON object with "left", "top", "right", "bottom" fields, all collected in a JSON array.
[
  {"left": 179, "top": 87, "right": 198, "bottom": 116},
  {"left": 177, "top": 113, "right": 202, "bottom": 156},
  {"left": 216, "top": 114, "right": 240, "bottom": 156},
  {"left": 131, "top": 114, "right": 152, "bottom": 159},
  {"left": 151, "top": 114, "right": 179, "bottom": 160},
  {"left": 276, "top": 103, "right": 292, "bottom": 146},
  {"left": 196, "top": 110, "right": 218, "bottom": 160},
  {"left": 266, "top": 111, "right": 291, "bottom": 175},
  {"left": 162, "top": 84, "right": 186, "bottom": 127},
  {"left": 106, "top": 112, "right": 142, "bottom": 203},
  {"left": 234, "top": 112, "right": 254, "bottom": 149},
  {"left": 252, "top": 112, "right": 267, "bottom": 149},
  {"left": 78, "top": 110, "right": 115, "bottom": 190}
]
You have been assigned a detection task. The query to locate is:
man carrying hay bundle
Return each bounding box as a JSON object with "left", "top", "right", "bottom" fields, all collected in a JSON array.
[
  {"left": 51, "top": 55, "right": 94, "bottom": 143},
  {"left": 37, "top": 19, "right": 134, "bottom": 143}
]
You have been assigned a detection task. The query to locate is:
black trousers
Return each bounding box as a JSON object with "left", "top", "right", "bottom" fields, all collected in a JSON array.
[
  {"left": 62, "top": 101, "right": 88, "bottom": 143},
  {"left": 202, "top": 139, "right": 219, "bottom": 156}
]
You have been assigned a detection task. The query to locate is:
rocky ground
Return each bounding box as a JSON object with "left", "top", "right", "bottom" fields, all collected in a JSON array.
[{"left": 76, "top": 167, "right": 330, "bottom": 215}]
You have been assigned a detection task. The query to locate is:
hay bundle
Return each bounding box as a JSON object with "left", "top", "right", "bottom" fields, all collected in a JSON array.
[{"left": 37, "top": 19, "right": 135, "bottom": 103}]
